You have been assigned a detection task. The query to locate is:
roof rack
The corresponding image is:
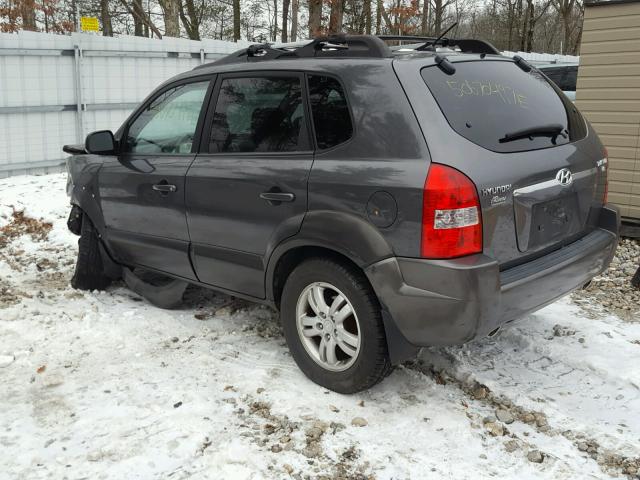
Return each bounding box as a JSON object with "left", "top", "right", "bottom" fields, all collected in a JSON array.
[
  {"left": 195, "top": 33, "right": 500, "bottom": 69},
  {"left": 197, "top": 34, "right": 392, "bottom": 68}
]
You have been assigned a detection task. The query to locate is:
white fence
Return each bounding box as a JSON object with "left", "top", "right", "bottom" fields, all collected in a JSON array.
[
  {"left": 0, "top": 31, "right": 580, "bottom": 178},
  {"left": 502, "top": 50, "right": 579, "bottom": 65},
  {"left": 0, "top": 31, "right": 250, "bottom": 178}
]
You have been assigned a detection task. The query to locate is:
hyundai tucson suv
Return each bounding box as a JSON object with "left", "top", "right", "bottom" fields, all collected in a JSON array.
[{"left": 63, "top": 35, "right": 619, "bottom": 393}]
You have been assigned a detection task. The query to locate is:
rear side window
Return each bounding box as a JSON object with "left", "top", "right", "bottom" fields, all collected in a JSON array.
[
  {"left": 308, "top": 75, "right": 353, "bottom": 149},
  {"left": 209, "top": 76, "right": 305, "bottom": 153},
  {"left": 421, "top": 61, "right": 579, "bottom": 153}
]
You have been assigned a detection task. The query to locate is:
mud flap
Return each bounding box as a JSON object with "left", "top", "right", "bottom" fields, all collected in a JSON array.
[
  {"left": 122, "top": 267, "right": 188, "bottom": 309},
  {"left": 381, "top": 309, "right": 420, "bottom": 365},
  {"left": 67, "top": 205, "right": 83, "bottom": 236},
  {"left": 98, "top": 241, "right": 123, "bottom": 280}
]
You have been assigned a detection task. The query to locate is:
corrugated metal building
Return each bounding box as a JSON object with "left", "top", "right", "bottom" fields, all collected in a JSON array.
[{"left": 577, "top": 0, "right": 640, "bottom": 222}]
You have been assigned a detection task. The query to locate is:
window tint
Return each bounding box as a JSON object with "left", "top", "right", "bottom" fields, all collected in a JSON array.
[
  {"left": 541, "top": 67, "right": 564, "bottom": 87},
  {"left": 563, "top": 66, "right": 578, "bottom": 91},
  {"left": 209, "top": 76, "right": 304, "bottom": 153},
  {"left": 127, "top": 81, "right": 209, "bottom": 154},
  {"left": 540, "top": 66, "right": 578, "bottom": 92},
  {"left": 421, "top": 60, "right": 574, "bottom": 153},
  {"left": 308, "top": 75, "right": 353, "bottom": 149}
]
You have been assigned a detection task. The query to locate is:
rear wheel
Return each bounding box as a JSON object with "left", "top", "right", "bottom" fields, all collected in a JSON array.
[
  {"left": 71, "top": 213, "right": 111, "bottom": 291},
  {"left": 281, "top": 258, "right": 391, "bottom": 393}
]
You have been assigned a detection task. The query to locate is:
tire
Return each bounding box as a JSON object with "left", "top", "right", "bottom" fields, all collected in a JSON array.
[
  {"left": 280, "top": 257, "right": 391, "bottom": 393},
  {"left": 632, "top": 265, "right": 640, "bottom": 289},
  {"left": 70, "top": 213, "right": 111, "bottom": 291}
]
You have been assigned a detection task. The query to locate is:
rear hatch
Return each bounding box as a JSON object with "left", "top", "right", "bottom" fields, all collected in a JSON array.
[{"left": 393, "top": 55, "right": 607, "bottom": 266}]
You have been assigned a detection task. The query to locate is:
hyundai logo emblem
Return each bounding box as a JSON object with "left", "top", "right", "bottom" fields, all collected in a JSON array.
[{"left": 556, "top": 168, "right": 573, "bottom": 186}]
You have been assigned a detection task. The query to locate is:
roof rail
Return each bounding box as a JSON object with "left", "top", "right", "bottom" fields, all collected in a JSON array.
[
  {"left": 196, "top": 34, "right": 392, "bottom": 68},
  {"left": 378, "top": 35, "right": 439, "bottom": 43},
  {"left": 194, "top": 33, "right": 500, "bottom": 70}
]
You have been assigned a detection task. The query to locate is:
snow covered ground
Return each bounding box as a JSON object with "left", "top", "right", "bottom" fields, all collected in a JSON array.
[{"left": 1, "top": 173, "right": 639, "bottom": 480}]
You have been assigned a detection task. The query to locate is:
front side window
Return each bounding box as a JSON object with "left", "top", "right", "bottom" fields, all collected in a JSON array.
[
  {"left": 126, "top": 81, "right": 209, "bottom": 154},
  {"left": 308, "top": 75, "right": 353, "bottom": 149},
  {"left": 209, "top": 76, "right": 305, "bottom": 153}
]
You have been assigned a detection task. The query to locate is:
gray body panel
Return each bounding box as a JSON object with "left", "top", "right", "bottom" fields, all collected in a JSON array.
[{"left": 65, "top": 51, "right": 619, "bottom": 357}]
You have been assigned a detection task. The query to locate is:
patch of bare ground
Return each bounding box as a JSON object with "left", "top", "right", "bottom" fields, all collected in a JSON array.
[
  {"left": 0, "top": 209, "right": 52, "bottom": 248},
  {"left": 407, "top": 359, "right": 640, "bottom": 478}
]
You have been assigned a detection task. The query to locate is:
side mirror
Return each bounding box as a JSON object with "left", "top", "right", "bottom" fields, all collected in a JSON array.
[{"left": 85, "top": 130, "right": 117, "bottom": 155}]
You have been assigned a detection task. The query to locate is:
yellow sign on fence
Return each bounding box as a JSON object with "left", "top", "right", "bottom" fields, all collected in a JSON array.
[{"left": 80, "top": 17, "right": 99, "bottom": 32}]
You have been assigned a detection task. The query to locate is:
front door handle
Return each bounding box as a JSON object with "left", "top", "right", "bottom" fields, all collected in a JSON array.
[
  {"left": 152, "top": 183, "right": 177, "bottom": 193},
  {"left": 260, "top": 192, "right": 295, "bottom": 204}
]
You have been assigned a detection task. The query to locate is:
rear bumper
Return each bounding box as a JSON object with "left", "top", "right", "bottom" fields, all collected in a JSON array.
[{"left": 366, "top": 206, "right": 619, "bottom": 348}]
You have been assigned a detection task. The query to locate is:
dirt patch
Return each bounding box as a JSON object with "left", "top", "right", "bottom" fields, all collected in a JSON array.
[
  {"left": 408, "top": 359, "right": 640, "bottom": 478},
  {"left": 225, "top": 392, "right": 374, "bottom": 479},
  {"left": 0, "top": 210, "right": 52, "bottom": 248},
  {"left": 0, "top": 280, "right": 23, "bottom": 308}
]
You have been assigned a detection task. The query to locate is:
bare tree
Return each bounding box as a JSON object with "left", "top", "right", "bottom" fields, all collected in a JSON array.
[
  {"left": 21, "top": 0, "right": 36, "bottom": 30},
  {"left": 158, "top": 0, "right": 180, "bottom": 37},
  {"left": 180, "top": 0, "right": 202, "bottom": 40},
  {"left": 233, "top": 0, "right": 241, "bottom": 40},
  {"left": 421, "top": 0, "right": 428, "bottom": 34},
  {"left": 132, "top": 0, "right": 145, "bottom": 36},
  {"left": 363, "top": 0, "right": 372, "bottom": 33},
  {"left": 308, "top": 0, "right": 321, "bottom": 37},
  {"left": 290, "top": 0, "right": 299, "bottom": 40},
  {"left": 282, "top": 0, "right": 290, "bottom": 41},
  {"left": 119, "top": 0, "right": 162, "bottom": 38},
  {"left": 100, "top": 0, "right": 113, "bottom": 36},
  {"left": 328, "top": 0, "right": 343, "bottom": 33}
]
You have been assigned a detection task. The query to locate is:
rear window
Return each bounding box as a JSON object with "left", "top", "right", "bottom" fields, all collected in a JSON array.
[{"left": 421, "top": 60, "right": 578, "bottom": 153}]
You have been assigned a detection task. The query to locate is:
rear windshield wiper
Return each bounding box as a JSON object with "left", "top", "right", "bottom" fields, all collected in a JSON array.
[{"left": 499, "top": 124, "right": 566, "bottom": 143}]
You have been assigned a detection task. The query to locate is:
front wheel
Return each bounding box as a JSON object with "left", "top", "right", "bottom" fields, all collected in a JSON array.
[
  {"left": 280, "top": 258, "right": 391, "bottom": 393},
  {"left": 70, "top": 213, "right": 111, "bottom": 291}
]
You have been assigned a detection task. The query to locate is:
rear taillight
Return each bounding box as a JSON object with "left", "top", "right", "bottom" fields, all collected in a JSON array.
[{"left": 421, "top": 163, "right": 482, "bottom": 259}]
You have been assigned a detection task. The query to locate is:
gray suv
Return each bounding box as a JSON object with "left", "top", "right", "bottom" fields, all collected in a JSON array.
[{"left": 63, "top": 35, "right": 619, "bottom": 393}]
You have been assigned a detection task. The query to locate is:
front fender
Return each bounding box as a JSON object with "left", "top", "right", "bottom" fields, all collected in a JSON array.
[
  {"left": 66, "top": 155, "right": 106, "bottom": 235},
  {"left": 264, "top": 210, "right": 394, "bottom": 301}
]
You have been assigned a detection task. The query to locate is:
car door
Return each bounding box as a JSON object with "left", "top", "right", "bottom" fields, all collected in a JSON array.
[
  {"left": 186, "top": 72, "right": 314, "bottom": 298},
  {"left": 98, "top": 77, "right": 213, "bottom": 280}
]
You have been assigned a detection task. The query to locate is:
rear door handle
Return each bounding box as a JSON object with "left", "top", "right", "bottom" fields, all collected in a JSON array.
[
  {"left": 260, "top": 192, "right": 295, "bottom": 203},
  {"left": 152, "top": 183, "right": 177, "bottom": 193}
]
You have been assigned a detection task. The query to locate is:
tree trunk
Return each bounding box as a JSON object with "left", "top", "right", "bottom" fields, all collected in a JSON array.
[
  {"left": 282, "top": 0, "right": 290, "bottom": 41},
  {"left": 519, "top": 0, "right": 529, "bottom": 51},
  {"left": 21, "top": 0, "right": 37, "bottom": 31},
  {"left": 272, "top": 0, "right": 278, "bottom": 41},
  {"left": 159, "top": 0, "right": 180, "bottom": 38},
  {"left": 120, "top": 0, "right": 162, "bottom": 38},
  {"left": 363, "top": 0, "right": 372, "bottom": 34},
  {"left": 421, "top": 0, "right": 428, "bottom": 35},
  {"left": 133, "top": 0, "right": 145, "bottom": 36},
  {"left": 433, "top": 0, "right": 443, "bottom": 35},
  {"left": 100, "top": 0, "right": 113, "bottom": 36},
  {"left": 526, "top": 0, "right": 535, "bottom": 51},
  {"left": 233, "top": 0, "right": 241, "bottom": 41},
  {"left": 328, "top": 0, "right": 343, "bottom": 34},
  {"left": 180, "top": 0, "right": 201, "bottom": 40},
  {"left": 290, "top": 0, "right": 299, "bottom": 41},
  {"left": 308, "top": 0, "right": 322, "bottom": 38},
  {"left": 562, "top": 10, "right": 572, "bottom": 54}
]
